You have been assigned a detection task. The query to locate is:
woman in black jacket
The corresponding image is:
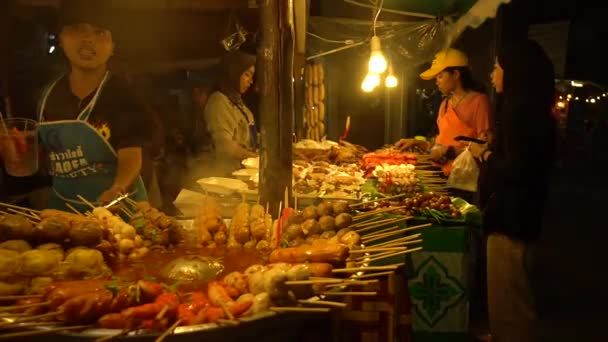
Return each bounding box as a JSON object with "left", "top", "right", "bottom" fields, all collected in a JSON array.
[{"left": 470, "top": 39, "right": 556, "bottom": 341}]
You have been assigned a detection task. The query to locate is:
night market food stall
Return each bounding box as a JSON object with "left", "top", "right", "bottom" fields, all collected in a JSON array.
[{"left": 0, "top": 0, "right": 508, "bottom": 341}]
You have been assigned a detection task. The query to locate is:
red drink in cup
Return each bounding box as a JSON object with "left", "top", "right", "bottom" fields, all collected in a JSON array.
[{"left": 0, "top": 118, "right": 39, "bottom": 177}]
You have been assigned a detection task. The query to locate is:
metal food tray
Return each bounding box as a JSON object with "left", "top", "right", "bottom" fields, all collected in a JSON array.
[
  {"left": 4, "top": 225, "right": 373, "bottom": 339},
  {"left": 22, "top": 311, "right": 279, "bottom": 340}
]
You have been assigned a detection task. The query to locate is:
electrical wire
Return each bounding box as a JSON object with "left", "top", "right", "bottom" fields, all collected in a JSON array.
[
  {"left": 343, "top": 0, "right": 436, "bottom": 20},
  {"left": 306, "top": 32, "right": 361, "bottom": 45},
  {"left": 372, "top": 0, "right": 384, "bottom": 36}
]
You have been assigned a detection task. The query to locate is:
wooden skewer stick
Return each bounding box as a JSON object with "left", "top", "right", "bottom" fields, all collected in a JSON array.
[
  {"left": 0, "top": 202, "right": 40, "bottom": 214},
  {"left": 270, "top": 307, "right": 330, "bottom": 313},
  {"left": 285, "top": 279, "right": 344, "bottom": 285},
  {"left": 121, "top": 203, "right": 135, "bottom": 215},
  {"left": 354, "top": 271, "right": 395, "bottom": 279},
  {"left": 298, "top": 300, "right": 347, "bottom": 308},
  {"left": 0, "top": 311, "right": 61, "bottom": 326},
  {"left": 309, "top": 277, "right": 344, "bottom": 281},
  {"left": 361, "top": 227, "right": 414, "bottom": 243},
  {"left": 353, "top": 248, "right": 406, "bottom": 262},
  {"left": 369, "top": 234, "right": 422, "bottom": 248},
  {"left": 362, "top": 223, "right": 431, "bottom": 245},
  {"left": 0, "top": 313, "right": 30, "bottom": 318},
  {"left": 5, "top": 208, "right": 39, "bottom": 221},
  {"left": 76, "top": 195, "right": 96, "bottom": 209},
  {"left": 351, "top": 216, "right": 410, "bottom": 231},
  {"left": 27, "top": 211, "right": 40, "bottom": 220},
  {"left": 216, "top": 318, "right": 240, "bottom": 326},
  {"left": 332, "top": 263, "right": 404, "bottom": 273},
  {"left": 156, "top": 304, "right": 169, "bottom": 320},
  {"left": 0, "top": 294, "right": 42, "bottom": 301},
  {"left": 121, "top": 208, "right": 134, "bottom": 219},
  {"left": 359, "top": 247, "right": 424, "bottom": 264},
  {"left": 353, "top": 206, "right": 407, "bottom": 221},
  {"left": 324, "top": 280, "right": 379, "bottom": 288},
  {"left": 64, "top": 203, "right": 84, "bottom": 216},
  {"left": 0, "top": 300, "right": 50, "bottom": 313},
  {"left": 373, "top": 238, "right": 423, "bottom": 250},
  {"left": 219, "top": 302, "right": 235, "bottom": 321},
  {"left": 353, "top": 205, "right": 407, "bottom": 219},
  {"left": 124, "top": 197, "right": 139, "bottom": 207},
  {"left": 154, "top": 319, "right": 182, "bottom": 342},
  {"left": 322, "top": 291, "right": 377, "bottom": 296},
  {"left": 362, "top": 226, "right": 422, "bottom": 244},
  {"left": 350, "top": 247, "right": 407, "bottom": 254},
  {"left": 350, "top": 216, "right": 396, "bottom": 228},
  {"left": 364, "top": 234, "right": 423, "bottom": 249},
  {"left": 0, "top": 322, "right": 58, "bottom": 330},
  {"left": 0, "top": 325, "right": 92, "bottom": 340},
  {"left": 358, "top": 225, "right": 402, "bottom": 240},
  {"left": 94, "top": 328, "right": 132, "bottom": 342},
  {"left": 349, "top": 193, "right": 407, "bottom": 208}
]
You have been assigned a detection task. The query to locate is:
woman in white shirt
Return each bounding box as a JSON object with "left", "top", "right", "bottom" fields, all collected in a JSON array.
[{"left": 204, "top": 51, "right": 257, "bottom": 176}]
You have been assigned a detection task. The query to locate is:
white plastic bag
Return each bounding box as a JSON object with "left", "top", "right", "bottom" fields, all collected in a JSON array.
[{"left": 447, "top": 146, "right": 479, "bottom": 192}]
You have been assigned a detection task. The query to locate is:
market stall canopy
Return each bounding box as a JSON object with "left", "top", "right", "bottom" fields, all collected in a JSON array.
[
  {"left": 308, "top": 0, "right": 511, "bottom": 64},
  {"left": 307, "top": 16, "right": 447, "bottom": 65},
  {"left": 17, "top": 0, "right": 254, "bottom": 11},
  {"left": 343, "top": 0, "right": 477, "bottom": 18}
]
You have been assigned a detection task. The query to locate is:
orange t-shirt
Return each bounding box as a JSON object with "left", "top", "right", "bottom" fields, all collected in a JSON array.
[{"left": 437, "top": 92, "right": 492, "bottom": 137}]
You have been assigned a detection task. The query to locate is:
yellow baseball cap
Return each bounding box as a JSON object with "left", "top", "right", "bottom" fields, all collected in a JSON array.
[{"left": 420, "top": 48, "right": 469, "bottom": 80}]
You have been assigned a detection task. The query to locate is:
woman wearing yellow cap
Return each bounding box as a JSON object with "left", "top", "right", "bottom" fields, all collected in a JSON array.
[{"left": 399, "top": 48, "right": 491, "bottom": 176}]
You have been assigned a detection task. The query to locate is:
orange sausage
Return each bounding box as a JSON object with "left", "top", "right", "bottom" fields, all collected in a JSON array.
[
  {"left": 269, "top": 243, "right": 348, "bottom": 264},
  {"left": 40, "top": 209, "right": 88, "bottom": 223},
  {"left": 308, "top": 263, "right": 333, "bottom": 277}
]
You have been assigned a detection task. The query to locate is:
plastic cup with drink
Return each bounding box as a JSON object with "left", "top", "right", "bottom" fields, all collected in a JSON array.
[{"left": 0, "top": 117, "right": 39, "bottom": 177}]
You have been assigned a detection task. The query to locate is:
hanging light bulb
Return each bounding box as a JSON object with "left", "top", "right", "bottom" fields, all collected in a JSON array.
[
  {"left": 385, "top": 75, "right": 398, "bottom": 88},
  {"left": 385, "top": 64, "right": 398, "bottom": 88},
  {"left": 361, "top": 73, "right": 380, "bottom": 92},
  {"left": 368, "top": 36, "right": 387, "bottom": 74}
]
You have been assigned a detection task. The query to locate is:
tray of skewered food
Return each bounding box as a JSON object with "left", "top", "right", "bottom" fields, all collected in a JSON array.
[{"left": 0, "top": 199, "right": 426, "bottom": 340}]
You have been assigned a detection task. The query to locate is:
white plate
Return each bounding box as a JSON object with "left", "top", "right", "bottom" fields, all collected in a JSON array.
[
  {"left": 242, "top": 157, "right": 259, "bottom": 169},
  {"left": 196, "top": 177, "right": 249, "bottom": 196},
  {"left": 232, "top": 168, "right": 259, "bottom": 181},
  {"left": 294, "top": 139, "right": 338, "bottom": 150}
]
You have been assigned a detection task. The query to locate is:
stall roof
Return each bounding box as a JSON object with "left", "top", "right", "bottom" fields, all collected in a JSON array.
[
  {"left": 17, "top": 0, "right": 256, "bottom": 11},
  {"left": 342, "top": 0, "right": 478, "bottom": 18}
]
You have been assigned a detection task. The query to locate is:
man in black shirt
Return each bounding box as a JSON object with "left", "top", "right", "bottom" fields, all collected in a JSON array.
[{"left": 29, "top": 0, "right": 152, "bottom": 212}]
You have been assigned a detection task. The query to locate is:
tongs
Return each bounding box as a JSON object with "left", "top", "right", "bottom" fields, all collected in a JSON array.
[{"left": 104, "top": 191, "right": 136, "bottom": 209}]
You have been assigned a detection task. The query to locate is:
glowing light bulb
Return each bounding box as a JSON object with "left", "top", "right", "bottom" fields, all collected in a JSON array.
[
  {"left": 369, "top": 53, "right": 387, "bottom": 74},
  {"left": 385, "top": 64, "right": 398, "bottom": 88},
  {"left": 361, "top": 73, "right": 380, "bottom": 92},
  {"left": 368, "top": 36, "right": 387, "bottom": 74},
  {"left": 385, "top": 75, "right": 398, "bottom": 88}
]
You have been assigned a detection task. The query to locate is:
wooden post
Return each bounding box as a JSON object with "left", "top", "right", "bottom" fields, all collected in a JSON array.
[
  {"left": 258, "top": 0, "right": 293, "bottom": 214},
  {"left": 293, "top": 53, "right": 306, "bottom": 141},
  {"left": 0, "top": 1, "right": 12, "bottom": 115}
]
